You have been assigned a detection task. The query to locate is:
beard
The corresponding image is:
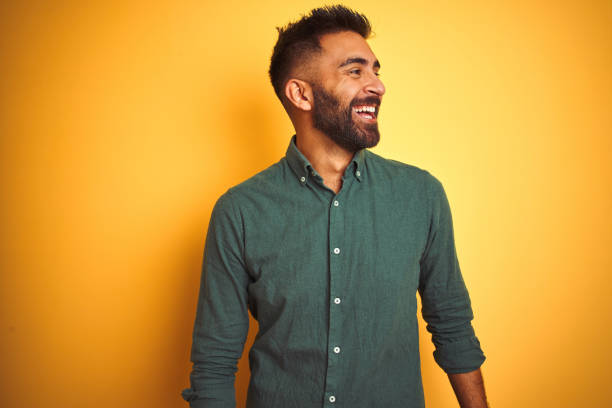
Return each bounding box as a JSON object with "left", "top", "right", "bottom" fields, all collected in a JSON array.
[{"left": 311, "top": 83, "right": 381, "bottom": 153}]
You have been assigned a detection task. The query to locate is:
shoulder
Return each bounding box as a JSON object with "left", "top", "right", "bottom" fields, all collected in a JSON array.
[
  {"left": 231, "top": 159, "right": 286, "bottom": 194},
  {"left": 212, "top": 158, "right": 287, "bottom": 213},
  {"left": 363, "top": 149, "right": 443, "bottom": 192},
  {"left": 365, "top": 150, "right": 452, "bottom": 223}
]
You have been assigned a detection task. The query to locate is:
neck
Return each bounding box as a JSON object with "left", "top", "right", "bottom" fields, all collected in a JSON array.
[{"left": 295, "top": 128, "right": 355, "bottom": 193}]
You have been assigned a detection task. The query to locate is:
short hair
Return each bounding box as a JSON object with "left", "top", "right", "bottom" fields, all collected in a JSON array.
[{"left": 269, "top": 5, "right": 372, "bottom": 104}]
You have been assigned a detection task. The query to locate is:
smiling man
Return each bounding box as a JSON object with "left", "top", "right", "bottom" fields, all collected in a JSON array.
[{"left": 182, "top": 5, "right": 488, "bottom": 408}]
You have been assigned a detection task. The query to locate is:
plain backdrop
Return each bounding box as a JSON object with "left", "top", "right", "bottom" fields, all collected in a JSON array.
[{"left": 1, "top": 1, "right": 611, "bottom": 407}]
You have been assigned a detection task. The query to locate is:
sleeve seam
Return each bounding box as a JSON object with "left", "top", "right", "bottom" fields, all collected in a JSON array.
[{"left": 224, "top": 188, "right": 248, "bottom": 271}]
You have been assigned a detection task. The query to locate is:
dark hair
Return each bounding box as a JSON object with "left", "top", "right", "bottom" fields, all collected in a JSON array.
[{"left": 269, "top": 5, "right": 372, "bottom": 104}]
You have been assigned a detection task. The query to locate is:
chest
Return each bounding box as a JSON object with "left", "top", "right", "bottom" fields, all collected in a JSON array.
[{"left": 241, "top": 185, "right": 429, "bottom": 307}]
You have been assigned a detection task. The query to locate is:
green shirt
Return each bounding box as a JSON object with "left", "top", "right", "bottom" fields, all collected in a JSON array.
[{"left": 182, "top": 135, "right": 485, "bottom": 408}]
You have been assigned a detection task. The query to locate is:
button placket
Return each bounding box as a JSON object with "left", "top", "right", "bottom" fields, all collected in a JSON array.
[
  {"left": 326, "top": 192, "right": 343, "bottom": 406},
  {"left": 324, "top": 180, "right": 353, "bottom": 408}
]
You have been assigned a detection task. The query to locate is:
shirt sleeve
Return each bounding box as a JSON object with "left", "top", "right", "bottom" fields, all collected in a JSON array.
[
  {"left": 418, "top": 173, "right": 486, "bottom": 374},
  {"left": 182, "top": 189, "right": 251, "bottom": 407}
]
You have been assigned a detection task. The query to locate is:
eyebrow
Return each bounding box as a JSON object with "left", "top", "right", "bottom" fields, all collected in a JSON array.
[{"left": 338, "top": 57, "right": 381, "bottom": 69}]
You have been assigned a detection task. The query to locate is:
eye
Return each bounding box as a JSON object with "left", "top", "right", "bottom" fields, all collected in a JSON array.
[
  {"left": 375, "top": 72, "right": 381, "bottom": 77},
  {"left": 349, "top": 69, "right": 361, "bottom": 75}
]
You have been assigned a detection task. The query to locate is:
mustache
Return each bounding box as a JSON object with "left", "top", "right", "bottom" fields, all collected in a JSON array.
[{"left": 350, "top": 96, "right": 381, "bottom": 108}]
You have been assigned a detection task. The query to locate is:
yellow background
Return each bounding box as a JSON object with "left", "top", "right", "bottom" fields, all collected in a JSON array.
[{"left": 1, "top": 1, "right": 611, "bottom": 407}]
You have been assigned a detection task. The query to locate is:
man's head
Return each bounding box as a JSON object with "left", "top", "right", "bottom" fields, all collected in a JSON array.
[{"left": 269, "top": 5, "right": 386, "bottom": 152}]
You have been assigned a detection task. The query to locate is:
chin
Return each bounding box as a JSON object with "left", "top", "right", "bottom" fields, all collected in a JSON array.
[{"left": 359, "top": 130, "right": 380, "bottom": 149}]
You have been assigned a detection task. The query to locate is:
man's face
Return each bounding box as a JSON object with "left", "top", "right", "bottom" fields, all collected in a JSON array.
[{"left": 310, "top": 30, "right": 386, "bottom": 153}]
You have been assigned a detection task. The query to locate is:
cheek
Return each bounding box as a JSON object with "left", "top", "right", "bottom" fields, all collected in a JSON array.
[{"left": 331, "top": 78, "right": 358, "bottom": 97}]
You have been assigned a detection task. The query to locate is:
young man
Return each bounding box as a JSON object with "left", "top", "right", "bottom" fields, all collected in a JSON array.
[{"left": 183, "top": 5, "right": 488, "bottom": 408}]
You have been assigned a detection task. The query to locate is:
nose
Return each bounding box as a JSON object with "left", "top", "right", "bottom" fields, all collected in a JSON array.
[{"left": 365, "top": 72, "right": 385, "bottom": 97}]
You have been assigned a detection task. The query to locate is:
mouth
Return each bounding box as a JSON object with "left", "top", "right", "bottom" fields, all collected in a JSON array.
[{"left": 352, "top": 104, "right": 379, "bottom": 122}]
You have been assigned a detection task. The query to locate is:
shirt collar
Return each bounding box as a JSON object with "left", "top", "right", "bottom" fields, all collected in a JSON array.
[{"left": 285, "top": 134, "right": 365, "bottom": 186}]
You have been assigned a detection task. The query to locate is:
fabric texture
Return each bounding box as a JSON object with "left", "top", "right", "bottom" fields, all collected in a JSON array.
[{"left": 182, "top": 135, "right": 485, "bottom": 408}]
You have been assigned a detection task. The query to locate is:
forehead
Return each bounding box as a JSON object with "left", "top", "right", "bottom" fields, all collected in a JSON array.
[{"left": 317, "top": 30, "right": 377, "bottom": 67}]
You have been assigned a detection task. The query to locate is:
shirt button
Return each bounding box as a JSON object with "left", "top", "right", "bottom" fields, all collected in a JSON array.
[
  {"left": 356, "top": 170, "right": 361, "bottom": 177},
  {"left": 333, "top": 248, "right": 340, "bottom": 255},
  {"left": 333, "top": 200, "right": 339, "bottom": 206},
  {"left": 300, "top": 176, "right": 306, "bottom": 183},
  {"left": 334, "top": 297, "right": 341, "bottom": 304},
  {"left": 333, "top": 346, "right": 341, "bottom": 354},
  {"left": 329, "top": 396, "right": 336, "bottom": 403}
]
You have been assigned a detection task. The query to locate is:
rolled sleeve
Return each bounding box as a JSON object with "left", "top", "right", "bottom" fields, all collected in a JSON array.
[
  {"left": 182, "top": 189, "right": 251, "bottom": 407},
  {"left": 418, "top": 173, "right": 486, "bottom": 374}
]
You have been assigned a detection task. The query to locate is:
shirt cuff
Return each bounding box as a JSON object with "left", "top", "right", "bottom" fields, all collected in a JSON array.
[
  {"left": 433, "top": 336, "right": 486, "bottom": 374},
  {"left": 181, "top": 387, "right": 235, "bottom": 408}
]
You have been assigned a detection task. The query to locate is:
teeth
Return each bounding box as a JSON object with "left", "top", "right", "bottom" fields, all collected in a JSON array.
[{"left": 354, "top": 106, "right": 376, "bottom": 113}]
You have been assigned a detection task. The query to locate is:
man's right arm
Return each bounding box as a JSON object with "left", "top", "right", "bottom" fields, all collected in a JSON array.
[{"left": 182, "top": 190, "right": 251, "bottom": 408}]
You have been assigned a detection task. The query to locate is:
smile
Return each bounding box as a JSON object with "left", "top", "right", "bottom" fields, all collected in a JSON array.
[{"left": 352, "top": 105, "right": 378, "bottom": 121}]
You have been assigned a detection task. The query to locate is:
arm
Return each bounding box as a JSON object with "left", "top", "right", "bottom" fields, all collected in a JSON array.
[
  {"left": 418, "top": 173, "right": 487, "bottom": 404},
  {"left": 182, "top": 190, "right": 251, "bottom": 408},
  {"left": 448, "top": 368, "right": 489, "bottom": 408}
]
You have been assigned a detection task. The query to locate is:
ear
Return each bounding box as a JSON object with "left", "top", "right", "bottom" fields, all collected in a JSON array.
[{"left": 284, "top": 79, "right": 313, "bottom": 112}]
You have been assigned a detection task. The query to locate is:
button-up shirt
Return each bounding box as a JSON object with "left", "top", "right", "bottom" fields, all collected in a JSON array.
[{"left": 182, "top": 135, "right": 485, "bottom": 408}]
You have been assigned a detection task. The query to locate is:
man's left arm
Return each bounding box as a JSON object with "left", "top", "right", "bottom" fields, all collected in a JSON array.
[
  {"left": 448, "top": 368, "right": 488, "bottom": 408},
  {"left": 418, "top": 172, "right": 488, "bottom": 407}
]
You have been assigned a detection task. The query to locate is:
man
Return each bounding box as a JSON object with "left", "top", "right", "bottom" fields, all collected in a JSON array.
[{"left": 182, "top": 5, "right": 488, "bottom": 408}]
